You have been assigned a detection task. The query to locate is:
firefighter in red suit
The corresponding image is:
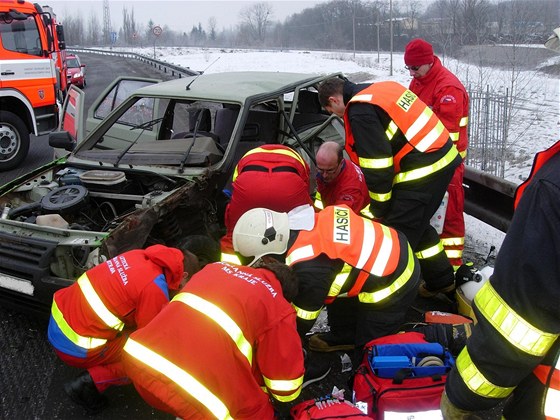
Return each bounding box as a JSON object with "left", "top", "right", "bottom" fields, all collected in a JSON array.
[
  {"left": 405, "top": 38, "right": 469, "bottom": 270},
  {"left": 221, "top": 144, "right": 313, "bottom": 263},
  {"left": 314, "top": 141, "right": 370, "bottom": 216},
  {"left": 122, "top": 260, "right": 304, "bottom": 419},
  {"left": 441, "top": 141, "right": 560, "bottom": 420},
  {"left": 47, "top": 242, "right": 203, "bottom": 413}
]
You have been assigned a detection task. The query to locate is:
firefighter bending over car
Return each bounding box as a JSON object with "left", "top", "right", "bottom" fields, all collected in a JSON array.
[
  {"left": 317, "top": 77, "right": 461, "bottom": 299},
  {"left": 220, "top": 144, "right": 313, "bottom": 264}
]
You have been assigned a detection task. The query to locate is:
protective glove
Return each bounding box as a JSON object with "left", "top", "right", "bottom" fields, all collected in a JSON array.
[{"left": 440, "top": 390, "right": 486, "bottom": 420}]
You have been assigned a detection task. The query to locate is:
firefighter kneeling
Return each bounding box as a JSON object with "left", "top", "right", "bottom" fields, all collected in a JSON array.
[
  {"left": 122, "top": 259, "right": 304, "bottom": 419},
  {"left": 233, "top": 204, "right": 420, "bottom": 367}
]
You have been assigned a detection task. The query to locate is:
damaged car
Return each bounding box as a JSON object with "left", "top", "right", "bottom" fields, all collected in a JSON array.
[{"left": 0, "top": 71, "right": 346, "bottom": 311}]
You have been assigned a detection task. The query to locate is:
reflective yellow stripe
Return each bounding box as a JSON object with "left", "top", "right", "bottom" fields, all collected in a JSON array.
[
  {"left": 77, "top": 274, "right": 124, "bottom": 331},
  {"left": 405, "top": 107, "right": 432, "bottom": 140},
  {"left": 263, "top": 375, "right": 303, "bottom": 392},
  {"left": 51, "top": 299, "right": 107, "bottom": 349},
  {"left": 441, "top": 237, "right": 464, "bottom": 246},
  {"left": 415, "top": 242, "right": 444, "bottom": 260},
  {"left": 394, "top": 146, "right": 459, "bottom": 184},
  {"left": 445, "top": 249, "right": 463, "bottom": 259},
  {"left": 456, "top": 347, "right": 514, "bottom": 399},
  {"left": 475, "top": 282, "right": 558, "bottom": 356},
  {"left": 124, "top": 339, "right": 232, "bottom": 420},
  {"left": 350, "top": 93, "right": 373, "bottom": 102},
  {"left": 369, "top": 189, "right": 392, "bottom": 202},
  {"left": 460, "top": 150, "right": 467, "bottom": 159},
  {"left": 460, "top": 116, "right": 468, "bottom": 127},
  {"left": 262, "top": 375, "right": 303, "bottom": 402},
  {"left": 358, "top": 245, "right": 415, "bottom": 303},
  {"left": 414, "top": 120, "right": 447, "bottom": 152},
  {"left": 221, "top": 252, "right": 242, "bottom": 265},
  {"left": 385, "top": 121, "right": 398, "bottom": 140},
  {"left": 292, "top": 303, "right": 322, "bottom": 320},
  {"left": 173, "top": 292, "right": 252, "bottom": 365},
  {"left": 358, "top": 155, "right": 393, "bottom": 169},
  {"left": 450, "top": 132, "right": 460, "bottom": 141},
  {"left": 360, "top": 204, "right": 373, "bottom": 219},
  {"left": 314, "top": 192, "right": 324, "bottom": 210},
  {"left": 356, "top": 219, "right": 376, "bottom": 270},
  {"left": 244, "top": 147, "right": 306, "bottom": 168},
  {"left": 328, "top": 263, "right": 352, "bottom": 299},
  {"left": 371, "top": 224, "right": 394, "bottom": 276},
  {"left": 286, "top": 244, "right": 314, "bottom": 265},
  {"left": 405, "top": 108, "right": 446, "bottom": 152},
  {"left": 232, "top": 147, "right": 306, "bottom": 182}
]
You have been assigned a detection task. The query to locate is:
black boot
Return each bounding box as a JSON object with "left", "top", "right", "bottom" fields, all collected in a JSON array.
[{"left": 64, "top": 371, "right": 108, "bottom": 414}]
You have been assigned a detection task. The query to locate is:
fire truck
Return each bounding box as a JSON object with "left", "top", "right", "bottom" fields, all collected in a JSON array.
[
  {"left": 41, "top": 4, "right": 67, "bottom": 97},
  {"left": 0, "top": 0, "right": 60, "bottom": 171}
]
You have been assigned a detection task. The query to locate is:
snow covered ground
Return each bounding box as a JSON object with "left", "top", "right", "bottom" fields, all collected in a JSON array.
[{"left": 119, "top": 45, "right": 559, "bottom": 257}]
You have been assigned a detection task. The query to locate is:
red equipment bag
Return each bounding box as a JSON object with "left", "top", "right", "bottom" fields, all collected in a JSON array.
[
  {"left": 352, "top": 331, "right": 454, "bottom": 419},
  {"left": 290, "top": 397, "right": 371, "bottom": 419}
]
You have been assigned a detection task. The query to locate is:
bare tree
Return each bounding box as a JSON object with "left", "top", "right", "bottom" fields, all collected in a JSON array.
[
  {"left": 87, "top": 12, "right": 100, "bottom": 46},
  {"left": 239, "top": 2, "right": 273, "bottom": 44},
  {"left": 208, "top": 17, "right": 217, "bottom": 42}
]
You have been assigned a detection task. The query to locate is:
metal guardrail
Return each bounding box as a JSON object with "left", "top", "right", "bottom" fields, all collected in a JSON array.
[
  {"left": 464, "top": 167, "right": 516, "bottom": 233},
  {"left": 67, "top": 47, "right": 200, "bottom": 78},
  {"left": 67, "top": 47, "right": 517, "bottom": 233}
]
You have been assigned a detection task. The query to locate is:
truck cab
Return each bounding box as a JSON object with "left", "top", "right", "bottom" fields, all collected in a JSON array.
[{"left": 0, "top": 0, "right": 59, "bottom": 171}]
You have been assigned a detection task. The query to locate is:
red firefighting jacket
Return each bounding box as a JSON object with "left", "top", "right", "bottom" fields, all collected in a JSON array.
[
  {"left": 48, "top": 245, "right": 184, "bottom": 358},
  {"left": 123, "top": 262, "right": 304, "bottom": 420},
  {"left": 446, "top": 141, "right": 560, "bottom": 419},
  {"left": 408, "top": 56, "right": 469, "bottom": 155},
  {"left": 221, "top": 144, "right": 312, "bottom": 259},
  {"left": 343, "top": 81, "right": 458, "bottom": 220},
  {"left": 409, "top": 56, "right": 469, "bottom": 267},
  {"left": 315, "top": 158, "right": 370, "bottom": 215},
  {"left": 285, "top": 205, "right": 416, "bottom": 322}
]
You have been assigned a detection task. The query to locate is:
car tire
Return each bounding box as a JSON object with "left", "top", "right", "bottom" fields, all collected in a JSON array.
[
  {"left": 83, "top": 78, "right": 87, "bottom": 88},
  {"left": 0, "top": 111, "right": 30, "bottom": 171}
]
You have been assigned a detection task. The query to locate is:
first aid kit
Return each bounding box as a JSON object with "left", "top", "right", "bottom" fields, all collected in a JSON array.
[{"left": 352, "top": 332, "right": 455, "bottom": 419}]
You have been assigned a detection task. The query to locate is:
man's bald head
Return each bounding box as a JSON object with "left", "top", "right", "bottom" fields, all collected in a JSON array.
[{"left": 316, "top": 141, "right": 343, "bottom": 183}]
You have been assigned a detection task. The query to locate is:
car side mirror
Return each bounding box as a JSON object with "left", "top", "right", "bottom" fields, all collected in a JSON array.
[{"left": 49, "top": 131, "right": 75, "bottom": 151}]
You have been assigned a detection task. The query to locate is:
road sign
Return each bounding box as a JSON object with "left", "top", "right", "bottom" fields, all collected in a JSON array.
[
  {"left": 110, "top": 31, "right": 117, "bottom": 43},
  {"left": 152, "top": 26, "right": 162, "bottom": 37}
]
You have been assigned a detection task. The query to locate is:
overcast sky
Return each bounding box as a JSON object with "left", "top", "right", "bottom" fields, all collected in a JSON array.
[{"left": 47, "top": 0, "right": 325, "bottom": 32}]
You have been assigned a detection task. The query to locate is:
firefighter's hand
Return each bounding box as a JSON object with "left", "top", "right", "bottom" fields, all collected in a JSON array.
[{"left": 440, "top": 390, "right": 485, "bottom": 420}]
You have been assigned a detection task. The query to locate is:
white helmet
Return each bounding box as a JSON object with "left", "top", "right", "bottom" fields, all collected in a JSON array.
[{"left": 233, "top": 208, "right": 290, "bottom": 266}]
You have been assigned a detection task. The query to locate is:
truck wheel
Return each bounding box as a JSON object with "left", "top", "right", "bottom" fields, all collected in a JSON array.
[{"left": 0, "top": 111, "right": 30, "bottom": 171}]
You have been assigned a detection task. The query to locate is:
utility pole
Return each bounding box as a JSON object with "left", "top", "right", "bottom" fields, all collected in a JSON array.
[
  {"left": 352, "top": 1, "right": 356, "bottom": 60},
  {"left": 389, "top": 0, "right": 393, "bottom": 76},
  {"left": 103, "top": 0, "right": 111, "bottom": 46}
]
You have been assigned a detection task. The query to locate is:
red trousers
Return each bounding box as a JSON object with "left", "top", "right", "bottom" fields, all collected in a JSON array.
[
  {"left": 55, "top": 334, "right": 130, "bottom": 392},
  {"left": 440, "top": 163, "right": 465, "bottom": 269}
]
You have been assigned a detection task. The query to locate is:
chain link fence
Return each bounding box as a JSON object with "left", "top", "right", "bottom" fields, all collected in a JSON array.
[{"left": 466, "top": 86, "right": 509, "bottom": 178}]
